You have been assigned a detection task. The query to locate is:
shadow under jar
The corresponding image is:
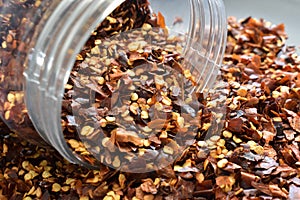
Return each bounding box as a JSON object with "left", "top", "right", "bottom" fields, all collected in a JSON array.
[{"left": 0, "top": 0, "right": 227, "bottom": 171}]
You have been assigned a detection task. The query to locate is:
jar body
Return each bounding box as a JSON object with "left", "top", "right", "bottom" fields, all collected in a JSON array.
[{"left": 0, "top": 0, "right": 227, "bottom": 170}]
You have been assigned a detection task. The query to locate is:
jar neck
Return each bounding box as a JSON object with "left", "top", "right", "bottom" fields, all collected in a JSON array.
[{"left": 24, "top": 0, "right": 125, "bottom": 165}]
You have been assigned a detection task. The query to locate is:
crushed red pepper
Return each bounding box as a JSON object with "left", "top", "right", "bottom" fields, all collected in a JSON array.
[{"left": 1, "top": 10, "right": 300, "bottom": 200}]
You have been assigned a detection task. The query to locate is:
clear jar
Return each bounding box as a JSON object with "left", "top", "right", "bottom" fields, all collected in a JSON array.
[{"left": 0, "top": 0, "right": 227, "bottom": 171}]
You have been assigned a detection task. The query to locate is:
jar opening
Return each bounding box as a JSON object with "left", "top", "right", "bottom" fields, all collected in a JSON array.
[{"left": 25, "top": 0, "right": 227, "bottom": 170}]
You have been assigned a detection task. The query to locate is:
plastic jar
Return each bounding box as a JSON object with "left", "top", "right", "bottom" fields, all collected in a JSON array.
[{"left": 0, "top": 0, "right": 227, "bottom": 171}]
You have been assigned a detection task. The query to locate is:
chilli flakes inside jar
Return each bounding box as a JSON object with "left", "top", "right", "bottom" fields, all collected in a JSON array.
[{"left": 61, "top": 0, "right": 214, "bottom": 170}]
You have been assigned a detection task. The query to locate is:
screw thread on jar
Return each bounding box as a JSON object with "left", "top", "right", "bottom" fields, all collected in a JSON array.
[{"left": 184, "top": 0, "right": 227, "bottom": 93}]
